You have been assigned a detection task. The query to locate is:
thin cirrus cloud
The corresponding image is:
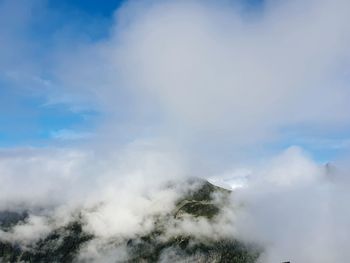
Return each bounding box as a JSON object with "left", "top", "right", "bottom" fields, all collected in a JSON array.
[{"left": 50, "top": 129, "right": 93, "bottom": 141}]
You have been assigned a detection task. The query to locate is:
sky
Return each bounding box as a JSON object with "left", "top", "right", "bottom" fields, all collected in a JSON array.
[
  {"left": 0, "top": 0, "right": 349, "bottom": 164},
  {"left": 1, "top": 1, "right": 350, "bottom": 262},
  {"left": 0, "top": 0, "right": 123, "bottom": 146},
  {"left": 48, "top": 0, "right": 126, "bottom": 16}
]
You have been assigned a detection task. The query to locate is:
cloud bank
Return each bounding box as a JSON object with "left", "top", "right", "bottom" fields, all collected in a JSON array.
[
  {"left": 51, "top": 0, "right": 350, "bottom": 149},
  {"left": 1, "top": 0, "right": 350, "bottom": 262}
]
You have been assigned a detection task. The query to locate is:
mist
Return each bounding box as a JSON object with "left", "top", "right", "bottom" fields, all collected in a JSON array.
[{"left": 1, "top": 0, "right": 350, "bottom": 262}]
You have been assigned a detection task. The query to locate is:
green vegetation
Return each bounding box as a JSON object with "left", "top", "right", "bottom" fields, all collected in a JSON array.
[
  {"left": 0, "top": 180, "right": 261, "bottom": 262},
  {"left": 126, "top": 180, "right": 260, "bottom": 262},
  {"left": 0, "top": 211, "right": 28, "bottom": 230},
  {"left": 0, "top": 221, "right": 92, "bottom": 263}
]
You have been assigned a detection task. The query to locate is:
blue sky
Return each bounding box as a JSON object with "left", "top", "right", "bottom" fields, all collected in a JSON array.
[
  {"left": 48, "top": 0, "right": 125, "bottom": 16},
  {"left": 47, "top": 0, "right": 263, "bottom": 16},
  {"left": 0, "top": 0, "right": 262, "bottom": 147},
  {"left": 0, "top": 84, "right": 96, "bottom": 146},
  {"left": 0, "top": 0, "right": 349, "bottom": 163},
  {"left": 0, "top": 0, "right": 120, "bottom": 147}
]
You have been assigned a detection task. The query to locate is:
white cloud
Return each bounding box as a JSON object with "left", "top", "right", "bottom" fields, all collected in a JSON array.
[
  {"left": 50, "top": 129, "right": 93, "bottom": 141},
  {"left": 233, "top": 147, "right": 350, "bottom": 263},
  {"left": 51, "top": 0, "right": 350, "bottom": 149},
  {"left": 1, "top": 1, "right": 350, "bottom": 262},
  {"left": 1, "top": 145, "right": 349, "bottom": 262}
]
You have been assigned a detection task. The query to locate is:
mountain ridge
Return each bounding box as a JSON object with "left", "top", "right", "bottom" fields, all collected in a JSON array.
[{"left": 0, "top": 180, "right": 261, "bottom": 263}]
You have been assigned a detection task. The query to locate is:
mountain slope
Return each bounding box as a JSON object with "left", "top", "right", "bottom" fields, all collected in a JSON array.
[{"left": 0, "top": 180, "right": 261, "bottom": 263}]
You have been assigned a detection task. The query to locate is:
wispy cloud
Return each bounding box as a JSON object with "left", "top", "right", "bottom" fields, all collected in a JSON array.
[{"left": 50, "top": 129, "right": 93, "bottom": 141}]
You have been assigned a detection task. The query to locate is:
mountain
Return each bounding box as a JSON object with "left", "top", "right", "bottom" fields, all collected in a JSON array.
[{"left": 0, "top": 180, "right": 261, "bottom": 263}]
